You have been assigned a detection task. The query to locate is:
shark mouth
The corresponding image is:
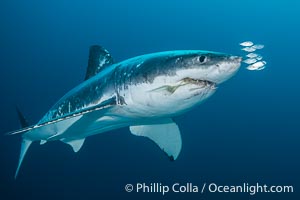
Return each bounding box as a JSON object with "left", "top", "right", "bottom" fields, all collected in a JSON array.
[
  {"left": 181, "top": 77, "right": 217, "bottom": 89},
  {"left": 149, "top": 77, "right": 217, "bottom": 94}
]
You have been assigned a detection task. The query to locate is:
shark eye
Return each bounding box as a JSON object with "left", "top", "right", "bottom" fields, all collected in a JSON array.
[{"left": 198, "top": 56, "right": 206, "bottom": 63}]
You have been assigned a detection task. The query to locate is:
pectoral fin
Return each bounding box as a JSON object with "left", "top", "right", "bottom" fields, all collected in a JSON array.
[{"left": 129, "top": 119, "right": 182, "bottom": 160}]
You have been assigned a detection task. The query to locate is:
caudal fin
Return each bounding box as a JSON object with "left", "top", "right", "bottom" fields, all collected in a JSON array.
[
  {"left": 14, "top": 108, "right": 33, "bottom": 179},
  {"left": 15, "top": 139, "right": 32, "bottom": 179}
]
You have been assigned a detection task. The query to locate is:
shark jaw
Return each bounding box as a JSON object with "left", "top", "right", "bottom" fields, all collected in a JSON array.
[
  {"left": 149, "top": 77, "right": 216, "bottom": 94},
  {"left": 180, "top": 77, "right": 217, "bottom": 90}
]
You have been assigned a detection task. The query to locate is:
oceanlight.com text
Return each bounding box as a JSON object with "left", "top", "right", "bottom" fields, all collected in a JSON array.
[{"left": 124, "top": 182, "right": 294, "bottom": 196}]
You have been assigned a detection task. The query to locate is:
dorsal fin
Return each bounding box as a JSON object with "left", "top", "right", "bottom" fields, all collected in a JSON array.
[
  {"left": 84, "top": 45, "right": 114, "bottom": 80},
  {"left": 16, "top": 107, "right": 29, "bottom": 128}
]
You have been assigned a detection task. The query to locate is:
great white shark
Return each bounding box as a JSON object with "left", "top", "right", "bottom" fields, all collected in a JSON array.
[{"left": 8, "top": 45, "right": 242, "bottom": 178}]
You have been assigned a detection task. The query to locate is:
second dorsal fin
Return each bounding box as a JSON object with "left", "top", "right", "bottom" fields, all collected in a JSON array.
[
  {"left": 84, "top": 45, "right": 114, "bottom": 80},
  {"left": 16, "top": 107, "right": 29, "bottom": 128}
]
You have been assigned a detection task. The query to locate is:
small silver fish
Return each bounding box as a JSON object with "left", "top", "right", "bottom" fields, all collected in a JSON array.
[
  {"left": 246, "top": 61, "right": 267, "bottom": 71},
  {"left": 252, "top": 44, "right": 264, "bottom": 49},
  {"left": 243, "top": 58, "right": 257, "bottom": 64},
  {"left": 253, "top": 61, "right": 267, "bottom": 67},
  {"left": 242, "top": 47, "right": 256, "bottom": 52},
  {"left": 247, "top": 65, "right": 266, "bottom": 71},
  {"left": 246, "top": 53, "right": 260, "bottom": 58},
  {"left": 256, "top": 56, "right": 263, "bottom": 61},
  {"left": 239, "top": 41, "right": 254, "bottom": 47}
]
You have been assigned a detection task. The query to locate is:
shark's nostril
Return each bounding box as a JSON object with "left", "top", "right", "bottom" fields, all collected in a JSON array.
[
  {"left": 229, "top": 56, "right": 242, "bottom": 62},
  {"left": 230, "top": 56, "right": 243, "bottom": 62}
]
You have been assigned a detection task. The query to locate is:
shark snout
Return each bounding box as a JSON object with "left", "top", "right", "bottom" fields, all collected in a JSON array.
[
  {"left": 208, "top": 55, "right": 242, "bottom": 84},
  {"left": 223, "top": 55, "right": 242, "bottom": 71},
  {"left": 229, "top": 56, "right": 242, "bottom": 63}
]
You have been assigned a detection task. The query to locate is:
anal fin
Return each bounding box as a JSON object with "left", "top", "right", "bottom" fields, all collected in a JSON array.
[
  {"left": 130, "top": 119, "right": 182, "bottom": 160},
  {"left": 40, "top": 140, "right": 47, "bottom": 145}
]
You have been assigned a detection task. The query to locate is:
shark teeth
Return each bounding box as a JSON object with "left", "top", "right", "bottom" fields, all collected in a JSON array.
[{"left": 181, "top": 77, "right": 216, "bottom": 87}]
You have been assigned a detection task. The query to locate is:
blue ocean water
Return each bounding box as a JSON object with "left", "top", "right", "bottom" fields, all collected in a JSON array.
[{"left": 0, "top": 0, "right": 299, "bottom": 199}]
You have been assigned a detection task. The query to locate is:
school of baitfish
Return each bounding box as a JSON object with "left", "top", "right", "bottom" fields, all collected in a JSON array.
[{"left": 239, "top": 41, "right": 267, "bottom": 71}]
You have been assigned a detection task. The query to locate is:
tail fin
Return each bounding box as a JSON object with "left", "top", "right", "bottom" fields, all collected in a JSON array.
[
  {"left": 15, "top": 139, "right": 32, "bottom": 179},
  {"left": 14, "top": 108, "right": 33, "bottom": 179}
]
